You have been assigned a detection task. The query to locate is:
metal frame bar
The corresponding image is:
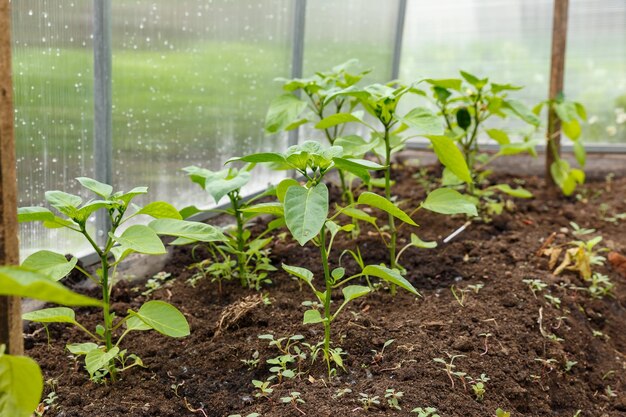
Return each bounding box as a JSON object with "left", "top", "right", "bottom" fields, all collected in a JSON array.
[
  {"left": 406, "top": 139, "right": 626, "bottom": 154},
  {"left": 287, "top": 0, "right": 307, "bottom": 149},
  {"left": 93, "top": 0, "right": 112, "bottom": 245},
  {"left": 391, "top": 0, "right": 408, "bottom": 81}
]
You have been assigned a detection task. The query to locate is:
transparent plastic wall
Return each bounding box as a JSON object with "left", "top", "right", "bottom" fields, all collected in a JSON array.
[
  {"left": 303, "top": 0, "right": 399, "bottom": 81},
  {"left": 566, "top": 0, "right": 626, "bottom": 143},
  {"left": 400, "top": 0, "right": 553, "bottom": 115},
  {"left": 111, "top": 0, "right": 294, "bottom": 213},
  {"left": 12, "top": 0, "right": 95, "bottom": 258}
]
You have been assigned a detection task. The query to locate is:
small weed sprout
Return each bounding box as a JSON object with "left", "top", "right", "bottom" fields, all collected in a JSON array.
[
  {"left": 433, "top": 353, "right": 466, "bottom": 388},
  {"left": 564, "top": 360, "right": 578, "bottom": 373},
  {"left": 252, "top": 380, "right": 273, "bottom": 398},
  {"left": 280, "top": 391, "right": 305, "bottom": 415},
  {"left": 142, "top": 271, "right": 173, "bottom": 296},
  {"left": 333, "top": 388, "right": 353, "bottom": 399},
  {"left": 371, "top": 339, "right": 394, "bottom": 365},
  {"left": 384, "top": 388, "right": 404, "bottom": 410},
  {"left": 358, "top": 393, "right": 381, "bottom": 411},
  {"left": 467, "top": 374, "right": 490, "bottom": 401},
  {"left": 544, "top": 294, "right": 562, "bottom": 309},
  {"left": 451, "top": 285, "right": 469, "bottom": 307},
  {"left": 495, "top": 409, "right": 511, "bottom": 417},
  {"left": 523, "top": 278, "right": 547, "bottom": 298},
  {"left": 240, "top": 350, "right": 260, "bottom": 370},
  {"left": 467, "top": 283, "right": 484, "bottom": 294}
]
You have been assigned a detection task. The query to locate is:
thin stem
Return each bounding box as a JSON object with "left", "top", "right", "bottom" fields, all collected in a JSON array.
[
  {"left": 318, "top": 224, "right": 333, "bottom": 377},
  {"left": 229, "top": 192, "right": 247, "bottom": 287},
  {"left": 383, "top": 123, "right": 398, "bottom": 296}
]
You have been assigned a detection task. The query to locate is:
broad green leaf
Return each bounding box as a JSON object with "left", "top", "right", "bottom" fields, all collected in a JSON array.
[
  {"left": 357, "top": 192, "right": 417, "bottom": 226},
  {"left": 111, "top": 225, "right": 166, "bottom": 255},
  {"left": 562, "top": 118, "right": 581, "bottom": 140},
  {"left": 149, "top": 219, "right": 226, "bottom": 243},
  {"left": 460, "top": 70, "right": 488, "bottom": 89},
  {"left": 334, "top": 135, "right": 375, "bottom": 158},
  {"left": 425, "top": 135, "right": 472, "bottom": 184},
  {"left": 485, "top": 128, "right": 510, "bottom": 145},
  {"left": 498, "top": 140, "right": 540, "bottom": 157},
  {"left": 401, "top": 107, "right": 443, "bottom": 135},
  {"left": 265, "top": 94, "right": 308, "bottom": 134},
  {"left": 85, "top": 347, "right": 119, "bottom": 377},
  {"left": 76, "top": 177, "right": 113, "bottom": 198},
  {"left": 303, "top": 309, "right": 324, "bottom": 325},
  {"left": 282, "top": 264, "right": 313, "bottom": 285},
  {"left": 422, "top": 188, "right": 478, "bottom": 216},
  {"left": 21, "top": 250, "right": 77, "bottom": 281},
  {"left": 130, "top": 300, "right": 190, "bottom": 338},
  {"left": 22, "top": 307, "right": 76, "bottom": 324},
  {"left": 226, "top": 153, "right": 286, "bottom": 165},
  {"left": 573, "top": 140, "right": 586, "bottom": 167},
  {"left": 42, "top": 216, "right": 78, "bottom": 229},
  {"left": 361, "top": 265, "right": 419, "bottom": 296},
  {"left": 332, "top": 158, "right": 383, "bottom": 183},
  {"left": 342, "top": 285, "right": 371, "bottom": 302},
  {"left": 0, "top": 266, "right": 101, "bottom": 307},
  {"left": 491, "top": 82, "right": 523, "bottom": 94},
  {"left": 314, "top": 112, "right": 364, "bottom": 129},
  {"left": 554, "top": 101, "right": 577, "bottom": 122},
  {"left": 410, "top": 233, "right": 437, "bottom": 249},
  {"left": 205, "top": 171, "right": 251, "bottom": 204},
  {"left": 17, "top": 207, "right": 54, "bottom": 223},
  {"left": 45, "top": 190, "right": 81, "bottom": 217},
  {"left": 66, "top": 342, "right": 99, "bottom": 355},
  {"left": 489, "top": 184, "right": 533, "bottom": 199},
  {"left": 75, "top": 201, "right": 110, "bottom": 222},
  {"left": 284, "top": 183, "right": 329, "bottom": 246},
  {"left": 0, "top": 348, "right": 43, "bottom": 417},
  {"left": 126, "top": 315, "right": 152, "bottom": 331},
  {"left": 425, "top": 78, "right": 462, "bottom": 91},
  {"left": 115, "top": 187, "right": 148, "bottom": 205},
  {"left": 574, "top": 102, "right": 587, "bottom": 120},
  {"left": 179, "top": 205, "right": 203, "bottom": 219},
  {"left": 340, "top": 207, "right": 377, "bottom": 226},
  {"left": 241, "top": 202, "right": 284, "bottom": 216},
  {"left": 504, "top": 100, "right": 541, "bottom": 126},
  {"left": 277, "top": 178, "right": 300, "bottom": 203},
  {"left": 136, "top": 201, "right": 182, "bottom": 220}
]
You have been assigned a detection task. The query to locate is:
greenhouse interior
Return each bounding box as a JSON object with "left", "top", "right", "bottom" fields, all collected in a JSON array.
[{"left": 1, "top": 0, "right": 626, "bottom": 416}]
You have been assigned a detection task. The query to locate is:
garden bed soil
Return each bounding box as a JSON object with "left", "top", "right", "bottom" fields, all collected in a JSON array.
[{"left": 25, "top": 163, "right": 626, "bottom": 417}]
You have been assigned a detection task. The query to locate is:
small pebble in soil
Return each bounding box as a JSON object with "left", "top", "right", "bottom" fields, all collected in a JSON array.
[
  {"left": 241, "top": 395, "right": 253, "bottom": 404},
  {"left": 454, "top": 275, "right": 463, "bottom": 282}
]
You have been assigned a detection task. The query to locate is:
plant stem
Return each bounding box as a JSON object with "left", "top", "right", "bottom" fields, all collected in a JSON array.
[
  {"left": 99, "top": 254, "right": 116, "bottom": 381},
  {"left": 318, "top": 224, "right": 332, "bottom": 376},
  {"left": 383, "top": 124, "right": 397, "bottom": 296},
  {"left": 229, "top": 192, "right": 247, "bottom": 287}
]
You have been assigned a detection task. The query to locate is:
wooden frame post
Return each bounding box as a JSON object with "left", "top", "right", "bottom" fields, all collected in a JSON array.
[
  {"left": 0, "top": 0, "right": 22, "bottom": 355},
  {"left": 546, "top": 0, "right": 569, "bottom": 184}
]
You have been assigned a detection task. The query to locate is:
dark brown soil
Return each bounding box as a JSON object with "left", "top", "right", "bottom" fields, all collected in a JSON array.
[{"left": 25, "top": 163, "right": 626, "bottom": 417}]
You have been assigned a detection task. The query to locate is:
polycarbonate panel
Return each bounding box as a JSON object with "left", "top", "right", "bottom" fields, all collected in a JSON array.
[
  {"left": 566, "top": 0, "right": 626, "bottom": 143},
  {"left": 111, "top": 0, "right": 293, "bottom": 214},
  {"left": 400, "top": 0, "right": 553, "bottom": 110},
  {"left": 303, "top": 0, "right": 399, "bottom": 81},
  {"left": 12, "top": 0, "right": 95, "bottom": 258}
]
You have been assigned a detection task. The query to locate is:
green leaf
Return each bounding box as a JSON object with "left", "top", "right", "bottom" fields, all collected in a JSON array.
[
  {"left": 22, "top": 307, "right": 76, "bottom": 324},
  {"left": 130, "top": 300, "right": 190, "bottom": 338},
  {"left": 401, "top": 107, "right": 443, "bottom": 135},
  {"left": 75, "top": 201, "right": 111, "bottom": 223},
  {"left": 340, "top": 207, "right": 377, "bottom": 226},
  {"left": 66, "top": 343, "right": 99, "bottom": 355},
  {"left": 361, "top": 265, "right": 419, "bottom": 296},
  {"left": 265, "top": 94, "right": 308, "bottom": 134},
  {"left": 21, "top": 250, "right": 77, "bottom": 281},
  {"left": 425, "top": 135, "right": 472, "bottom": 184},
  {"left": 45, "top": 190, "right": 82, "bottom": 217},
  {"left": 149, "top": 219, "right": 226, "bottom": 243},
  {"left": 241, "top": 202, "right": 284, "bottom": 216},
  {"left": 282, "top": 264, "right": 314, "bottom": 285},
  {"left": 334, "top": 135, "right": 375, "bottom": 158},
  {"left": 206, "top": 171, "right": 251, "bottom": 204},
  {"left": 485, "top": 128, "right": 510, "bottom": 145},
  {"left": 17, "top": 207, "right": 54, "bottom": 223},
  {"left": 498, "top": 140, "right": 540, "bottom": 157},
  {"left": 179, "top": 205, "right": 203, "bottom": 219},
  {"left": 342, "top": 285, "right": 371, "bottom": 302},
  {"left": 489, "top": 184, "right": 533, "bottom": 199},
  {"left": 562, "top": 118, "right": 581, "bottom": 140},
  {"left": 332, "top": 158, "right": 382, "bottom": 183},
  {"left": 111, "top": 225, "right": 166, "bottom": 255},
  {"left": 76, "top": 177, "right": 113, "bottom": 198},
  {"left": 425, "top": 78, "right": 462, "bottom": 91},
  {"left": 554, "top": 101, "right": 577, "bottom": 122},
  {"left": 574, "top": 102, "right": 587, "bottom": 120},
  {"left": 357, "top": 192, "right": 417, "bottom": 226},
  {"left": 85, "top": 347, "right": 119, "bottom": 377},
  {"left": 284, "top": 183, "right": 329, "bottom": 246},
  {"left": 315, "top": 112, "right": 364, "bottom": 129},
  {"left": 422, "top": 188, "right": 477, "bottom": 216},
  {"left": 126, "top": 316, "right": 152, "bottom": 331},
  {"left": 303, "top": 309, "right": 324, "bottom": 325},
  {"left": 226, "top": 153, "right": 286, "bottom": 165},
  {"left": 503, "top": 100, "right": 541, "bottom": 126},
  {"left": 491, "top": 82, "right": 523, "bottom": 94},
  {"left": 276, "top": 178, "right": 300, "bottom": 203},
  {"left": 460, "top": 70, "right": 488, "bottom": 89},
  {"left": 573, "top": 140, "right": 586, "bottom": 167},
  {"left": 410, "top": 233, "right": 437, "bottom": 249},
  {"left": 115, "top": 186, "right": 149, "bottom": 205},
  {"left": 136, "top": 201, "right": 182, "bottom": 220},
  {"left": 0, "top": 348, "right": 43, "bottom": 417},
  {"left": 0, "top": 266, "right": 101, "bottom": 307}
]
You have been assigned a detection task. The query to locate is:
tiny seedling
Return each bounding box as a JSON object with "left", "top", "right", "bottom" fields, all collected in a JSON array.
[
  {"left": 451, "top": 285, "right": 469, "bottom": 307},
  {"left": 433, "top": 353, "right": 466, "bottom": 388},
  {"left": 523, "top": 278, "right": 547, "bottom": 298},
  {"left": 142, "top": 271, "right": 173, "bottom": 296},
  {"left": 467, "top": 373, "right": 490, "bottom": 401},
  {"left": 371, "top": 339, "right": 394, "bottom": 365},
  {"left": 495, "top": 409, "right": 511, "bottom": 417},
  {"left": 252, "top": 379, "right": 273, "bottom": 398},
  {"left": 280, "top": 391, "right": 305, "bottom": 415},
  {"left": 385, "top": 388, "right": 404, "bottom": 410},
  {"left": 544, "top": 294, "right": 562, "bottom": 309},
  {"left": 411, "top": 407, "right": 441, "bottom": 417},
  {"left": 467, "top": 283, "right": 484, "bottom": 294},
  {"left": 564, "top": 360, "right": 578, "bottom": 373},
  {"left": 358, "top": 393, "right": 381, "bottom": 411},
  {"left": 333, "top": 388, "right": 353, "bottom": 399},
  {"left": 240, "top": 350, "right": 260, "bottom": 370}
]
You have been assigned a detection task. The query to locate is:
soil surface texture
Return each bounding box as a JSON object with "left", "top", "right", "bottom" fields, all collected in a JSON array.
[{"left": 25, "top": 164, "right": 626, "bottom": 417}]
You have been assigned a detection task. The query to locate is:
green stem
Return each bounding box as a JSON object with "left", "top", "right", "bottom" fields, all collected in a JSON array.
[
  {"left": 100, "top": 254, "right": 116, "bottom": 381},
  {"left": 383, "top": 124, "right": 397, "bottom": 296},
  {"left": 318, "top": 224, "right": 332, "bottom": 377},
  {"left": 229, "top": 192, "right": 247, "bottom": 287}
]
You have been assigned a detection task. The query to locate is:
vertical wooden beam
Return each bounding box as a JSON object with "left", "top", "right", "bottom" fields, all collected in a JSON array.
[
  {"left": 546, "top": 0, "right": 569, "bottom": 184},
  {"left": 0, "top": 0, "right": 22, "bottom": 355}
]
